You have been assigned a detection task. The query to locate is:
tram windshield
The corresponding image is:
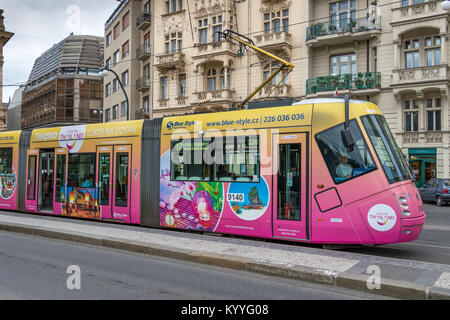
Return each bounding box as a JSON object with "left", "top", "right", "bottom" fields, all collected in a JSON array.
[
  {"left": 316, "top": 119, "right": 377, "bottom": 184},
  {"left": 361, "top": 115, "right": 412, "bottom": 184}
]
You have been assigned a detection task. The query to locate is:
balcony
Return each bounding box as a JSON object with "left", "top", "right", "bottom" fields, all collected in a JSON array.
[
  {"left": 192, "top": 89, "right": 234, "bottom": 105},
  {"left": 392, "top": 1, "right": 445, "bottom": 25},
  {"left": 136, "top": 12, "right": 151, "bottom": 30},
  {"left": 392, "top": 65, "right": 449, "bottom": 86},
  {"left": 306, "top": 16, "right": 381, "bottom": 47},
  {"left": 257, "top": 84, "right": 291, "bottom": 100},
  {"left": 136, "top": 76, "right": 150, "bottom": 92},
  {"left": 155, "top": 52, "right": 185, "bottom": 71},
  {"left": 401, "top": 131, "right": 443, "bottom": 144},
  {"left": 194, "top": 40, "right": 238, "bottom": 60},
  {"left": 306, "top": 73, "right": 381, "bottom": 96},
  {"left": 253, "top": 31, "right": 292, "bottom": 55},
  {"left": 136, "top": 43, "right": 151, "bottom": 61}
]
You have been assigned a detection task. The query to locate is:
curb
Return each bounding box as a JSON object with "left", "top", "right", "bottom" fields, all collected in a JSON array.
[{"left": 0, "top": 221, "right": 448, "bottom": 300}]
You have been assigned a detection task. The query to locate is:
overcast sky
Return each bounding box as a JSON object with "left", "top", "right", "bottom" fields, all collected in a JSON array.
[{"left": 1, "top": 0, "right": 115, "bottom": 103}]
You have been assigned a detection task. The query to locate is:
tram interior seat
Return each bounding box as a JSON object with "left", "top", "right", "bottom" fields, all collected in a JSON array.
[{"left": 236, "top": 177, "right": 251, "bottom": 182}]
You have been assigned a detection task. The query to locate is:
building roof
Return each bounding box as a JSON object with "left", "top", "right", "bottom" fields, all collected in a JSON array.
[
  {"left": 25, "top": 34, "right": 104, "bottom": 91},
  {"left": 105, "top": 0, "right": 130, "bottom": 31}
]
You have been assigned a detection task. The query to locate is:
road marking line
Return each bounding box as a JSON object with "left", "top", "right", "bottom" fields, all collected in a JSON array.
[{"left": 423, "top": 225, "right": 450, "bottom": 232}]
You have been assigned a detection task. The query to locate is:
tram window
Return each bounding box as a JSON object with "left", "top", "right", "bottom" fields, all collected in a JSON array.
[
  {"left": 55, "top": 155, "right": 66, "bottom": 203},
  {"left": 68, "top": 153, "right": 96, "bottom": 188},
  {"left": 115, "top": 153, "right": 129, "bottom": 207},
  {"left": 217, "top": 136, "right": 260, "bottom": 183},
  {"left": 316, "top": 120, "right": 377, "bottom": 184},
  {"left": 27, "top": 155, "right": 37, "bottom": 200},
  {"left": 361, "top": 115, "right": 412, "bottom": 184},
  {"left": 0, "top": 148, "right": 13, "bottom": 175},
  {"left": 170, "top": 136, "right": 260, "bottom": 183}
]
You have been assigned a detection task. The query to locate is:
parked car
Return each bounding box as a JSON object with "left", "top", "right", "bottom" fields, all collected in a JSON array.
[{"left": 418, "top": 178, "right": 450, "bottom": 207}]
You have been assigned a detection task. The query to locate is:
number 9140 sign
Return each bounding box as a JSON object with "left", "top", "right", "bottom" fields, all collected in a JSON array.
[{"left": 227, "top": 193, "right": 244, "bottom": 202}]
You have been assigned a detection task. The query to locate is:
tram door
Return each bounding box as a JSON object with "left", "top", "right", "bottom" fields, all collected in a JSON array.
[
  {"left": 25, "top": 150, "right": 38, "bottom": 212},
  {"left": 97, "top": 145, "right": 131, "bottom": 223},
  {"left": 38, "top": 149, "right": 55, "bottom": 212},
  {"left": 53, "top": 148, "right": 68, "bottom": 215},
  {"left": 272, "top": 133, "right": 308, "bottom": 240}
]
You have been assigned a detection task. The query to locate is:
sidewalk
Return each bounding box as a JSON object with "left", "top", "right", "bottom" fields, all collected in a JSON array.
[{"left": 0, "top": 211, "right": 449, "bottom": 300}]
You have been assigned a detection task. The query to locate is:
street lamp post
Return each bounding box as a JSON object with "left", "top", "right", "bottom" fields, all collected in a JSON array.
[
  {"left": 93, "top": 108, "right": 103, "bottom": 123},
  {"left": 441, "top": 1, "right": 450, "bottom": 10},
  {"left": 99, "top": 67, "right": 130, "bottom": 121}
]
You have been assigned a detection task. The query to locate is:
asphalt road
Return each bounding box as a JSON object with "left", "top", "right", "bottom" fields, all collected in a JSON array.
[
  {"left": 344, "top": 203, "right": 450, "bottom": 265},
  {"left": 0, "top": 230, "right": 391, "bottom": 300}
]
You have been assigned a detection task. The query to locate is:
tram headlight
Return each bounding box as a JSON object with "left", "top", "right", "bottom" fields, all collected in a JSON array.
[
  {"left": 402, "top": 210, "right": 411, "bottom": 217},
  {"left": 400, "top": 203, "right": 409, "bottom": 210},
  {"left": 398, "top": 196, "right": 408, "bottom": 203}
]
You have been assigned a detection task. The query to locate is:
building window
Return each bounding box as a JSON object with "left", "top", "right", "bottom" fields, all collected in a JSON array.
[
  {"left": 165, "top": 32, "right": 183, "bottom": 53},
  {"left": 403, "top": 35, "right": 440, "bottom": 69},
  {"left": 122, "top": 70, "right": 129, "bottom": 86},
  {"left": 425, "top": 36, "right": 441, "bottom": 67},
  {"left": 404, "top": 100, "right": 419, "bottom": 132},
  {"left": 373, "top": 47, "right": 377, "bottom": 73},
  {"left": 330, "top": 53, "right": 356, "bottom": 75},
  {"left": 179, "top": 74, "right": 186, "bottom": 98},
  {"left": 106, "top": 58, "right": 111, "bottom": 70},
  {"left": 263, "top": 62, "right": 288, "bottom": 86},
  {"left": 198, "top": 19, "right": 208, "bottom": 44},
  {"left": 143, "top": 64, "right": 150, "bottom": 80},
  {"left": 122, "top": 11, "right": 130, "bottom": 31},
  {"left": 144, "top": 32, "right": 150, "bottom": 50},
  {"left": 426, "top": 97, "right": 441, "bottom": 131},
  {"left": 113, "top": 50, "right": 120, "bottom": 65},
  {"left": 330, "top": 0, "right": 356, "bottom": 30},
  {"left": 113, "top": 78, "right": 119, "bottom": 93},
  {"left": 121, "top": 101, "right": 128, "bottom": 118},
  {"left": 402, "top": 0, "right": 426, "bottom": 6},
  {"left": 165, "top": 1, "right": 170, "bottom": 13},
  {"left": 122, "top": 41, "right": 129, "bottom": 59},
  {"left": 106, "top": 32, "right": 112, "bottom": 47},
  {"left": 114, "top": 22, "right": 120, "bottom": 39},
  {"left": 264, "top": 9, "right": 289, "bottom": 34},
  {"left": 207, "top": 69, "right": 217, "bottom": 91},
  {"left": 161, "top": 76, "right": 168, "bottom": 100},
  {"left": 144, "top": 1, "right": 151, "bottom": 13},
  {"left": 105, "top": 83, "right": 111, "bottom": 97},
  {"left": 105, "top": 108, "right": 111, "bottom": 122},
  {"left": 143, "top": 96, "right": 150, "bottom": 112},
  {"left": 220, "top": 68, "right": 230, "bottom": 90},
  {"left": 165, "top": 0, "right": 182, "bottom": 13},
  {"left": 212, "top": 16, "right": 223, "bottom": 42},
  {"left": 112, "top": 105, "right": 119, "bottom": 120}
]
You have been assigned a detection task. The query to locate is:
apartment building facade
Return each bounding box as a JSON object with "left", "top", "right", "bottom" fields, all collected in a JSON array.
[
  {"left": 304, "top": 0, "right": 449, "bottom": 186},
  {"left": 150, "top": 0, "right": 305, "bottom": 117},
  {"left": 103, "top": 0, "right": 449, "bottom": 186},
  {"left": 103, "top": 0, "right": 152, "bottom": 122}
]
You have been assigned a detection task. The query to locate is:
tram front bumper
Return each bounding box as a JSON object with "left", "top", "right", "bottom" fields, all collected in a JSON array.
[{"left": 398, "top": 214, "right": 426, "bottom": 243}]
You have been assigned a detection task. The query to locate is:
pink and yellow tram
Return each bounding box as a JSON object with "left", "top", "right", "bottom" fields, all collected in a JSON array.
[{"left": 0, "top": 98, "right": 425, "bottom": 245}]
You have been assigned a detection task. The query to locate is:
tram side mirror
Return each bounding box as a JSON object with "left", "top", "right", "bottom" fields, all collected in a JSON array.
[{"left": 341, "top": 129, "right": 355, "bottom": 153}]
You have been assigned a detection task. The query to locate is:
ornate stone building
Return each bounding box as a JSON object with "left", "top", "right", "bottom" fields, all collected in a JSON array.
[
  {"left": 103, "top": 0, "right": 450, "bottom": 185},
  {"left": 0, "top": 9, "right": 14, "bottom": 126}
]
